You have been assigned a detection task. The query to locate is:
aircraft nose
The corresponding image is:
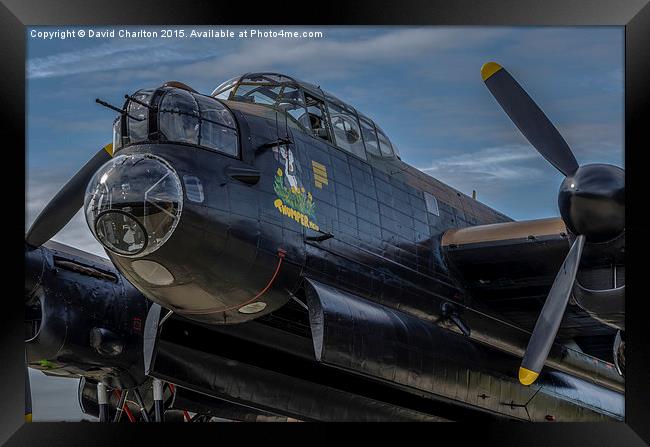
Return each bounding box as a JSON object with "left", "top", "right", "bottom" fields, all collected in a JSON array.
[{"left": 84, "top": 153, "right": 183, "bottom": 257}]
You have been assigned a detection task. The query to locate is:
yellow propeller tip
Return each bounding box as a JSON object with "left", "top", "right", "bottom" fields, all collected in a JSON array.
[
  {"left": 518, "top": 367, "right": 539, "bottom": 386},
  {"left": 25, "top": 413, "right": 32, "bottom": 423},
  {"left": 104, "top": 143, "right": 114, "bottom": 157},
  {"left": 481, "top": 61, "right": 502, "bottom": 81}
]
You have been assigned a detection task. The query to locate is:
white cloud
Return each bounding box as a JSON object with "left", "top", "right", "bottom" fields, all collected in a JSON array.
[
  {"left": 413, "top": 144, "right": 568, "bottom": 218},
  {"left": 28, "top": 27, "right": 512, "bottom": 84},
  {"left": 417, "top": 144, "right": 548, "bottom": 187},
  {"left": 26, "top": 168, "right": 107, "bottom": 258},
  {"left": 28, "top": 38, "right": 216, "bottom": 80},
  {"left": 171, "top": 28, "right": 512, "bottom": 83}
]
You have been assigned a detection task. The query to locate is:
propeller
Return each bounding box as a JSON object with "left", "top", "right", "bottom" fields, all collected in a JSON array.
[
  {"left": 481, "top": 62, "right": 625, "bottom": 385},
  {"left": 25, "top": 144, "right": 114, "bottom": 247}
]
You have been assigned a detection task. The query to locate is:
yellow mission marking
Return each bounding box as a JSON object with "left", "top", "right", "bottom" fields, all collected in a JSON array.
[{"left": 312, "top": 161, "right": 328, "bottom": 189}]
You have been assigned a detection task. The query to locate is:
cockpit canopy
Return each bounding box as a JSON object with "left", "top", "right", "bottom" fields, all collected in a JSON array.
[
  {"left": 212, "top": 73, "right": 400, "bottom": 161},
  {"left": 113, "top": 84, "right": 239, "bottom": 157}
]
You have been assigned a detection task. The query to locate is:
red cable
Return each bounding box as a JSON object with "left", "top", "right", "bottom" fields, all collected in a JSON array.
[
  {"left": 123, "top": 402, "right": 137, "bottom": 423},
  {"left": 221, "top": 248, "right": 286, "bottom": 312},
  {"left": 113, "top": 389, "right": 136, "bottom": 423},
  {"left": 168, "top": 383, "right": 191, "bottom": 422},
  {"left": 179, "top": 248, "right": 287, "bottom": 315}
]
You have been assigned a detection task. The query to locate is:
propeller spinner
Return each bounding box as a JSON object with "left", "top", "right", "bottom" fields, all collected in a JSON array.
[{"left": 481, "top": 62, "right": 625, "bottom": 385}]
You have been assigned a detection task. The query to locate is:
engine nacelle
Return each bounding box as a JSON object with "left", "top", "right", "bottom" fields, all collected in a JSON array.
[
  {"left": 572, "top": 234, "right": 625, "bottom": 331},
  {"left": 26, "top": 241, "right": 150, "bottom": 389}
]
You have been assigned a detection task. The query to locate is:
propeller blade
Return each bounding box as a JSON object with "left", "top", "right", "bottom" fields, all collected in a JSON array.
[
  {"left": 25, "top": 352, "right": 32, "bottom": 422},
  {"left": 481, "top": 62, "right": 579, "bottom": 176},
  {"left": 519, "top": 234, "right": 585, "bottom": 385},
  {"left": 26, "top": 144, "right": 113, "bottom": 247}
]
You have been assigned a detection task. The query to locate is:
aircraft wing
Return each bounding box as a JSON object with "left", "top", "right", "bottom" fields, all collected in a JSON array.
[{"left": 441, "top": 217, "right": 621, "bottom": 363}]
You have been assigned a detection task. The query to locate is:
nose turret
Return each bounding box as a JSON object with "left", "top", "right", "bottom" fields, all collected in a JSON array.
[{"left": 84, "top": 153, "right": 183, "bottom": 257}]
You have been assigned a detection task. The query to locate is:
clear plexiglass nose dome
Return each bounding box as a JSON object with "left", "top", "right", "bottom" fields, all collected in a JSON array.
[{"left": 84, "top": 153, "right": 183, "bottom": 257}]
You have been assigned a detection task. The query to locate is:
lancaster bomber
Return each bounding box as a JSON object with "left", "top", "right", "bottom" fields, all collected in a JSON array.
[{"left": 24, "top": 62, "right": 624, "bottom": 422}]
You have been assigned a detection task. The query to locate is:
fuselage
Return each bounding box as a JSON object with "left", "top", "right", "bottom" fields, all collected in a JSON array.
[
  {"left": 79, "top": 75, "right": 623, "bottom": 421},
  {"left": 95, "top": 81, "right": 511, "bottom": 326}
]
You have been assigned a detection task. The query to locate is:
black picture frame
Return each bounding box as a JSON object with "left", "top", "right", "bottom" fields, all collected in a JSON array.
[{"left": 4, "top": 0, "right": 649, "bottom": 445}]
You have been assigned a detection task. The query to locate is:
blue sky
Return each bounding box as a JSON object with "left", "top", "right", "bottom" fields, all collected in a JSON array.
[
  {"left": 25, "top": 25, "right": 623, "bottom": 421},
  {"left": 27, "top": 26, "right": 623, "bottom": 257}
]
